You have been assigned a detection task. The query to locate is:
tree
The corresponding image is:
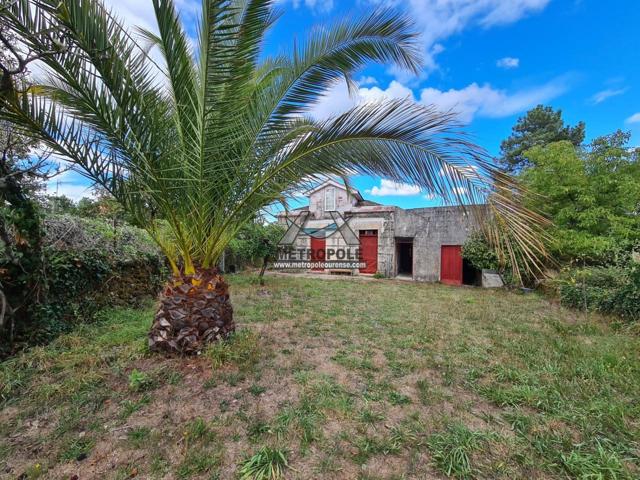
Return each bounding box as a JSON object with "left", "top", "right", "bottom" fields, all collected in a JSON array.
[
  {"left": 1, "top": 0, "right": 547, "bottom": 354},
  {"left": 521, "top": 132, "right": 640, "bottom": 263},
  {"left": 500, "top": 105, "right": 585, "bottom": 172},
  {"left": 0, "top": 25, "right": 59, "bottom": 344}
]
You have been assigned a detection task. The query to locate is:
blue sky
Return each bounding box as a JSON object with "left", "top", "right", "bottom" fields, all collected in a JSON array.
[{"left": 51, "top": 0, "right": 640, "bottom": 211}]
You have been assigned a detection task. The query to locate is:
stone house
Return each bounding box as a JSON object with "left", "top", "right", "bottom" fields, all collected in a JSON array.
[{"left": 276, "top": 179, "right": 484, "bottom": 284}]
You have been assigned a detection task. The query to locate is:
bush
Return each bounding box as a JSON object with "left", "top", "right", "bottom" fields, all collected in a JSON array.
[
  {"left": 225, "top": 222, "right": 284, "bottom": 272},
  {"left": 1, "top": 215, "right": 167, "bottom": 356},
  {"left": 461, "top": 232, "right": 499, "bottom": 271},
  {"left": 557, "top": 263, "right": 640, "bottom": 321}
]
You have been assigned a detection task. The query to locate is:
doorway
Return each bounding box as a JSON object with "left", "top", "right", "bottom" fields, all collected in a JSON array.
[
  {"left": 359, "top": 230, "right": 378, "bottom": 274},
  {"left": 310, "top": 236, "right": 325, "bottom": 271},
  {"left": 440, "top": 245, "right": 462, "bottom": 285},
  {"left": 396, "top": 238, "right": 413, "bottom": 276}
]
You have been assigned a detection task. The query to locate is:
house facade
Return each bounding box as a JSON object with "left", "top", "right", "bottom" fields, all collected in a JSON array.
[{"left": 276, "top": 180, "right": 483, "bottom": 284}]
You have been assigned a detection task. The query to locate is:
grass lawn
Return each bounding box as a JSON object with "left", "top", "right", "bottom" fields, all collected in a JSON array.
[{"left": 1, "top": 274, "right": 639, "bottom": 479}]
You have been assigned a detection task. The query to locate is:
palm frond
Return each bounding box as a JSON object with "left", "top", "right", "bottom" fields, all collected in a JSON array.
[{"left": 0, "top": 0, "right": 548, "bottom": 282}]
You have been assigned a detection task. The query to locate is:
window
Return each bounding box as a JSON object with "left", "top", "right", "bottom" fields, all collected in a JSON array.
[{"left": 324, "top": 187, "right": 336, "bottom": 211}]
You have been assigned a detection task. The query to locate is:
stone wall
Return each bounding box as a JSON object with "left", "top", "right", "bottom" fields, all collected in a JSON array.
[{"left": 346, "top": 210, "right": 395, "bottom": 277}]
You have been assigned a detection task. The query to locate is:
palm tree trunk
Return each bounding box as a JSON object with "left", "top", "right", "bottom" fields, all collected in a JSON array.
[{"left": 148, "top": 267, "right": 234, "bottom": 354}]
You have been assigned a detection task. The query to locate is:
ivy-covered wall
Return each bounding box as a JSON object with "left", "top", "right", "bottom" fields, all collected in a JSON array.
[{"left": 1, "top": 215, "right": 167, "bottom": 357}]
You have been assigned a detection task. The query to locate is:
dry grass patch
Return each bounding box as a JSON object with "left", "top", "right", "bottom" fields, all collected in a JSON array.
[{"left": 1, "top": 274, "right": 638, "bottom": 479}]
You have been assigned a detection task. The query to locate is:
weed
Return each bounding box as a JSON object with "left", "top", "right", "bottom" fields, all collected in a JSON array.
[
  {"left": 176, "top": 450, "right": 220, "bottom": 479},
  {"left": 388, "top": 391, "right": 412, "bottom": 406},
  {"left": 427, "top": 423, "right": 492, "bottom": 479},
  {"left": 120, "top": 394, "right": 151, "bottom": 419},
  {"left": 59, "top": 436, "right": 95, "bottom": 461},
  {"left": 127, "top": 426, "right": 151, "bottom": 448},
  {"left": 239, "top": 446, "right": 289, "bottom": 479},
  {"left": 128, "top": 369, "right": 155, "bottom": 392},
  {"left": 358, "top": 407, "right": 385, "bottom": 424},
  {"left": 207, "top": 330, "right": 260, "bottom": 371},
  {"left": 249, "top": 384, "right": 267, "bottom": 396},
  {"left": 416, "top": 379, "right": 445, "bottom": 406}
]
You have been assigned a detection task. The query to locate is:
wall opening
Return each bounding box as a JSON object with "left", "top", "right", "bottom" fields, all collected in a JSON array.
[
  {"left": 396, "top": 238, "right": 413, "bottom": 276},
  {"left": 462, "top": 258, "right": 481, "bottom": 286}
]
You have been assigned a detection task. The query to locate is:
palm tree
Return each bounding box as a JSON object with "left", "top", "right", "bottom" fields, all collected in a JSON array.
[{"left": 1, "top": 0, "right": 547, "bottom": 354}]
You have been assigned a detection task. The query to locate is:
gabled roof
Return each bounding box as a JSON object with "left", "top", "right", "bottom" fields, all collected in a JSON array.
[{"left": 304, "top": 179, "right": 363, "bottom": 201}]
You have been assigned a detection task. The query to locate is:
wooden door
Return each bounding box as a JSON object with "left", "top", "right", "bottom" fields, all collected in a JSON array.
[
  {"left": 359, "top": 230, "right": 378, "bottom": 274},
  {"left": 440, "top": 245, "right": 462, "bottom": 285},
  {"left": 310, "top": 236, "right": 325, "bottom": 271}
]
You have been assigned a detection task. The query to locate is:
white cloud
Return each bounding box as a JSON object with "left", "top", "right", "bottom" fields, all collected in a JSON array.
[
  {"left": 625, "top": 113, "right": 640, "bottom": 124},
  {"left": 496, "top": 57, "right": 520, "bottom": 69},
  {"left": 369, "top": 0, "right": 549, "bottom": 75},
  {"left": 274, "top": 0, "right": 334, "bottom": 12},
  {"left": 589, "top": 88, "right": 627, "bottom": 105},
  {"left": 419, "top": 77, "right": 569, "bottom": 123},
  {"left": 313, "top": 75, "right": 569, "bottom": 124},
  {"left": 368, "top": 179, "right": 421, "bottom": 196},
  {"left": 357, "top": 76, "right": 379, "bottom": 86}
]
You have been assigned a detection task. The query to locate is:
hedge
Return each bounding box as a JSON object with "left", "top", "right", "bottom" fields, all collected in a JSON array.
[
  {"left": 1, "top": 215, "right": 167, "bottom": 355},
  {"left": 557, "top": 264, "right": 640, "bottom": 321}
]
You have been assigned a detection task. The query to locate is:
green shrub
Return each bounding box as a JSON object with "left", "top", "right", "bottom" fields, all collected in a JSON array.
[
  {"left": 1, "top": 215, "right": 167, "bottom": 356},
  {"left": 557, "top": 263, "right": 640, "bottom": 321},
  {"left": 225, "top": 221, "right": 284, "bottom": 272},
  {"left": 461, "top": 233, "right": 499, "bottom": 271}
]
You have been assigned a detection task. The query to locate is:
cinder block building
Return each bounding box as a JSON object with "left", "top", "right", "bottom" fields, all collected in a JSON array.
[{"left": 276, "top": 179, "right": 483, "bottom": 284}]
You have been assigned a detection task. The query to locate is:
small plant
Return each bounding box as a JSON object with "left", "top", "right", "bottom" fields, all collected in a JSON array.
[
  {"left": 207, "top": 330, "right": 260, "bottom": 371},
  {"left": 239, "top": 446, "right": 290, "bottom": 480},
  {"left": 127, "top": 426, "right": 151, "bottom": 448},
  {"left": 427, "top": 423, "right": 492, "bottom": 479},
  {"left": 249, "top": 384, "right": 267, "bottom": 396},
  {"left": 184, "top": 418, "right": 216, "bottom": 443},
  {"left": 388, "top": 391, "right": 411, "bottom": 406},
  {"left": 128, "top": 369, "right": 154, "bottom": 392},
  {"left": 120, "top": 394, "right": 151, "bottom": 419},
  {"left": 59, "top": 437, "right": 95, "bottom": 461},
  {"left": 358, "top": 406, "right": 385, "bottom": 424},
  {"left": 372, "top": 272, "right": 385, "bottom": 279}
]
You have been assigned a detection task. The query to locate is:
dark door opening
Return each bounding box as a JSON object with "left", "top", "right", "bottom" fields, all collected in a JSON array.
[
  {"left": 396, "top": 239, "right": 413, "bottom": 276},
  {"left": 462, "top": 258, "right": 481, "bottom": 286}
]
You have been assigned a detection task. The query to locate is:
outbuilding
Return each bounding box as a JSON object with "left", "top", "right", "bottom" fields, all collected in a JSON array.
[{"left": 276, "top": 179, "right": 485, "bottom": 285}]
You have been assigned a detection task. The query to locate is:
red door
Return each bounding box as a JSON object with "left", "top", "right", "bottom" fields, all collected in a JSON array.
[
  {"left": 310, "top": 236, "right": 325, "bottom": 271},
  {"left": 440, "top": 245, "right": 462, "bottom": 285},
  {"left": 359, "top": 230, "right": 378, "bottom": 274}
]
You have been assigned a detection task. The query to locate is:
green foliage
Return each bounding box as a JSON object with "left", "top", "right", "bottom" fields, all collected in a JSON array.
[
  {"left": 500, "top": 104, "right": 585, "bottom": 172},
  {"left": 461, "top": 232, "right": 499, "bottom": 271},
  {"left": 1, "top": 0, "right": 547, "bottom": 280},
  {"left": 427, "top": 423, "right": 493, "bottom": 479},
  {"left": 557, "top": 263, "right": 640, "bottom": 321},
  {"left": 128, "top": 369, "right": 155, "bottom": 392},
  {"left": 226, "top": 221, "right": 285, "bottom": 272},
  {"left": 207, "top": 330, "right": 260, "bottom": 371},
  {"left": 239, "top": 447, "right": 289, "bottom": 480},
  {"left": 1, "top": 215, "right": 166, "bottom": 356},
  {"left": 522, "top": 133, "right": 640, "bottom": 265}
]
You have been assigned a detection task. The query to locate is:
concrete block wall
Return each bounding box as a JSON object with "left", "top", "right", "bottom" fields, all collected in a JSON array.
[{"left": 394, "top": 206, "right": 479, "bottom": 281}]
